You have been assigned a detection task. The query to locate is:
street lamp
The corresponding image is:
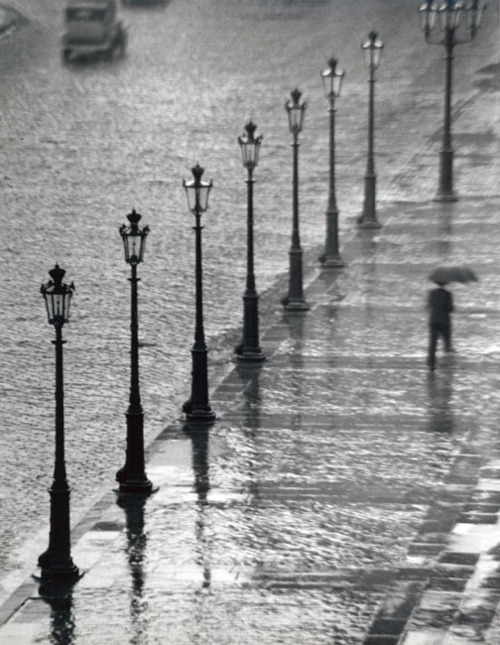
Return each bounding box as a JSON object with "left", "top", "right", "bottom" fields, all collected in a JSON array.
[
  {"left": 236, "top": 121, "right": 266, "bottom": 362},
  {"left": 319, "top": 57, "right": 345, "bottom": 267},
  {"left": 182, "top": 164, "right": 216, "bottom": 423},
  {"left": 282, "top": 88, "right": 309, "bottom": 311},
  {"left": 358, "top": 31, "right": 383, "bottom": 229},
  {"left": 419, "top": 0, "right": 485, "bottom": 201},
  {"left": 38, "top": 264, "right": 80, "bottom": 583},
  {"left": 116, "top": 209, "right": 154, "bottom": 494}
]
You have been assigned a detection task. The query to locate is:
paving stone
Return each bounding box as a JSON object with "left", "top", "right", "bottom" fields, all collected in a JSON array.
[
  {"left": 457, "top": 512, "right": 498, "bottom": 524},
  {"left": 449, "top": 525, "right": 500, "bottom": 555},
  {"left": 363, "top": 636, "right": 400, "bottom": 645},
  {"left": 400, "top": 630, "right": 448, "bottom": 645},
  {"left": 409, "top": 606, "right": 457, "bottom": 629},
  {"left": 438, "top": 553, "right": 480, "bottom": 566},
  {"left": 408, "top": 543, "right": 446, "bottom": 556},
  {"left": 427, "top": 578, "right": 469, "bottom": 593},
  {"left": 370, "top": 617, "right": 408, "bottom": 635}
]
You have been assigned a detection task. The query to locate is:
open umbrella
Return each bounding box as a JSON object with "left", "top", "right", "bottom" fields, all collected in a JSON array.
[{"left": 428, "top": 266, "right": 478, "bottom": 284}]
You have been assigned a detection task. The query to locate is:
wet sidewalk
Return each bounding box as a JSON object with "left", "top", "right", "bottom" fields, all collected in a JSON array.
[{"left": 1, "top": 182, "right": 499, "bottom": 644}]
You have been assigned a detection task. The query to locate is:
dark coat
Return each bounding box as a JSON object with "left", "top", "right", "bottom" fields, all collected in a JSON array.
[{"left": 428, "top": 287, "right": 454, "bottom": 326}]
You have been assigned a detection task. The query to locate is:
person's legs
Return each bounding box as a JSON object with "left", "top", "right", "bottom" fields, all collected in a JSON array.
[
  {"left": 427, "top": 325, "right": 438, "bottom": 370},
  {"left": 443, "top": 323, "right": 452, "bottom": 352}
]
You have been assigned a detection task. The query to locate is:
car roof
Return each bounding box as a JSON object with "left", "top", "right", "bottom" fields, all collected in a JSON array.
[{"left": 66, "top": 0, "right": 115, "bottom": 8}]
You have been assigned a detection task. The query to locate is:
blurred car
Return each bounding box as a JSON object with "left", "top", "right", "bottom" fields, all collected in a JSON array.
[{"left": 62, "top": 0, "right": 126, "bottom": 62}]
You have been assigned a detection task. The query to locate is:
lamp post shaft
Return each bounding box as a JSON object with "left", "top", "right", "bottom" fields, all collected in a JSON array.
[
  {"left": 195, "top": 214, "right": 205, "bottom": 346},
  {"left": 246, "top": 171, "right": 256, "bottom": 293},
  {"left": 321, "top": 98, "right": 343, "bottom": 266},
  {"left": 237, "top": 168, "right": 265, "bottom": 361},
  {"left": 359, "top": 65, "right": 381, "bottom": 228},
  {"left": 329, "top": 99, "right": 336, "bottom": 210},
  {"left": 367, "top": 71, "right": 375, "bottom": 174},
  {"left": 292, "top": 135, "right": 300, "bottom": 248},
  {"left": 436, "top": 29, "right": 456, "bottom": 201},
  {"left": 118, "top": 263, "right": 153, "bottom": 493},
  {"left": 185, "top": 212, "right": 215, "bottom": 422},
  {"left": 284, "top": 133, "right": 309, "bottom": 310},
  {"left": 129, "top": 265, "right": 141, "bottom": 411},
  {"left": 39, "top": 324, "right": 79, "bottom": 582},
  {"left": 54, "top": 325, "right": 67, "bottom": 483}
]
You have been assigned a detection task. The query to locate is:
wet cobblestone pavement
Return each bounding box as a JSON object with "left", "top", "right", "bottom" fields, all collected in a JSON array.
[
  {"left": 1, "top": 0, "right": 499, "bottom": 643},
  {"left": 1, "top": 187, "right": 499, "bottom": 643}
]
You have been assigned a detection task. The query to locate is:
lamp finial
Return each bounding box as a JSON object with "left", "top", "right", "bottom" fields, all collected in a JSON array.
[{"left": 49, "top": 264, "right": 65, "bottom": 287}]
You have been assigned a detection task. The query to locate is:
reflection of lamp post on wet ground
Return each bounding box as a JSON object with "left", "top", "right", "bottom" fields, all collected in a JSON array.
[
  {"left": 189, "top": 426, "right": 210, "bottom": 502},
  {"left": 182, "top": 164, "right": 216, "bottom": 423},
  {"left": 188, "top": 426, "right": 211, "bottom": 589},
  {"left": 116, "top": 209, "right": 155, "bottom": 495},
  {"left": 419, "top": 0, "right": 485, "bottom": 202},
  {"left": 39, "top": 584, "right": 76, "bottom": 645},
  {"left": 236, "top": 121, "right": 266, "bottom": 362},
  {"left": 358, "top": 31, "right": 383, "bottom": 229},
  {"left": 38, "top": 264, "right": 80, "bottom": 583},
  {"left": 282, "top": 88, "right": 309, "bottom": 311},
  {"left": 117, "top": 493, "right": 148, "bottom": 641},
  {"left": 319, "top": 58, "right": 345, "bottom": 267}
]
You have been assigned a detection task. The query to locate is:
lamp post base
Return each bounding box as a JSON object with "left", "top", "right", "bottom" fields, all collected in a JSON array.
[
  {"left": 358, "top": 174, "right": 381, "bottom": 228},
  {"left": 39, "top": 557, "right": 80, "bottom": 584},
  {"left": 435, "top": 149, "right": 457, "bottom": 202},
  {"left": 320, "top": 205, "right": 343, "bottom": 266},
  {"left": 186, "top": 412, "right": 216, "bottom": 423},
  {"left": 116, "top": 468, "right": 155, "bottom": 495},
  {"left": 237, "top": 291, "right": 266, "bottom": 363},
  {"left": 433, "top": 191, "right": 458, "bottom": 203},
  {"left": 318, "top": 253, "right": 344, "bottom": 268},
  {"left": 358, "top": 217, "right": 381, "bottom": 229},
  {"left": 283, "top": 247, "right": 309, "bottom": 311},
  {"left": 118, "top": 480, "right": 155, "bottom": 495},
  {"left": 282, "top": 296, "right": 309, "bottom": 312},
  {"left": 116, "top": 409, "right": 155, "bottom": 495},
  {"left": 183, "top": 400, "right": 216, "bottom": 424},
  {"left": 235, "top": 344, "right": 266, "bottom": 363}
]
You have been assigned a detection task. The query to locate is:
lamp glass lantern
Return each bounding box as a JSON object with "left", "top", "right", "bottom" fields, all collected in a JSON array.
[
  {"left": 321, "top": 58, "right": 345, "bottom": 99},
  {"left": 183, "top": 164, "right": 212, "bottom": 213},
  {"left": 120, "top": 210, "right": 149, "bottom": 266},
  {"left": 419, "top": 1, "right": 438, "bottom": 31},
  {"left": 238, "top": 121, "right": 262, "bottom": 170},
  {"left": 286, "top": 88, "right": 306, "bottom": 134},
  {"left": 466, "top": 0, "right": 484, "bottom": 29},
  {"left": 362, "top": 31, "right": 384, "bottom": 69},
  {"left": 41, "top": 265, "right": 75, "bottom": 326},
  {"left": 438, "top": 1, "right": 464, "bottom": 30}
]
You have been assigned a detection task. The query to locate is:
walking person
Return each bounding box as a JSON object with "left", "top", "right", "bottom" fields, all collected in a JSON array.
[{"left": 427, "top": 281, "right": 454, "bottom": 371}]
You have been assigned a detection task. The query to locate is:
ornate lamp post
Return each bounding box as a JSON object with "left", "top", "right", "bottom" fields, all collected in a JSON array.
[
  {"left": 116, "top": 209, "right": 154, "bottom": 494},
  {"left": 182, "top": 164, "right": 216, "bottom": 423},
  {"left": 236, "top": 121, "right": 266, "bottom": 362},
  {"left": 358, "top": 31, "right": 383, "bottom": 229},
  {"left": 319, "top": 57, "right": 345, "bottom": 267},
  {"left": 38, "top": 264, "right": 80, "bottom": 583},
  {"left": 282, "top": 88, "right": 309, "bottom": 311},
  {"left": 419, "top": 0, "right": 485, "bottom": 201}
]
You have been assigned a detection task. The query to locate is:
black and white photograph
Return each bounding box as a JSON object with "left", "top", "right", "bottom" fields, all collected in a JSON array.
[{"left": 0, "top": 0, "right": 499, "bottom": 642}]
